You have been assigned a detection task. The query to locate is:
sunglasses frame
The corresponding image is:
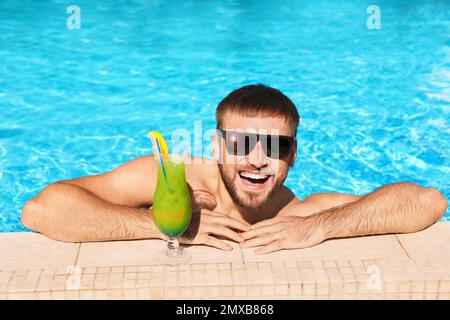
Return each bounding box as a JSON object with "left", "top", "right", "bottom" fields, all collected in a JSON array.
[{"left": 217, "top": 129, "right": 295, "bottom": 160}]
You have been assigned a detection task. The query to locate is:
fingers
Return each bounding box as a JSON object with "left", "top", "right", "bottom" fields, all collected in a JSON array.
[
  {"left": 180, "top": 233, "right": 234, "bottom": 251},
  {"left": 216, "top": 216, "right": 251, "bottom": 232},
  {"left": 241, "top": 225, "right": 279, "bottom": 241},
  {"left": 203, "top": 236, "right": 233, "bottom": 251},
  {"left": 254, "top": 241, "right": 282, "bottom": 255},
  {"left": 250, "top": 217, "right": 278, "bottom": 229},
  {"left": 240, "top": 233, "right": 274, "bottom": 248},
  {"left": 205, "top": 224, "right": 245, "bottom": 243},
  {"left": 202, "top": 210, "right": 250, "bottom": 232}
]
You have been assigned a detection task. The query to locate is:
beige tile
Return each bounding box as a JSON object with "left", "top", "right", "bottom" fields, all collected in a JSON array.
[
  {"left": 220, "top": 286, "right": 233, "bottom": 297},
  {"left": 36, "top": 291, "right": 51, "bottom": 300},
  {"left": 136, "top": 288, "right": 150, "bottom": 300},
  {"left": 179, "top": 287, "right": 192, "bottom": 298},
  {"left": 77, "top": 238, "right": 243, "bottom": 267},
  {"left": 425, "top": 281, "right": 439, "bottom": 293},
  {"left": 423, "top": 293, "right": 438, "bottom": 300},
  {"left": 7, "top": 292, "right": 23, "bottom": 299},
  {"left": 123, "top": 289, "right": 137, "bottom": 299},
  {"left": 18, "top": 292, "right": 35, "bottom": 300},
  {"left": 192, "top": 286, "right": 207, "bottom": 298},
  {"left": 0, "top": 232, "right": 79, "bottom": 270},
  {"left": 438, "top": 293, "right": 450, "bottom": 300},
  {"left": 150, "top": 287, "right": 165, "bottom": 299},
  {"left": 440, "top": 280, "right": 450, "bottom": 293},
  {"left": 82, "top": 267, "right": 96, "bottom": 274},
  {"left": 242, "top": 234, "right": 408, "bottom": 262},
  {"left": 207, "top": 286, "right": 220, "bottom": 298},
  {"left": 77, "top": 239, "right": 166, "bottom": 267},
  {"left": 184, "top": 241, "right": 243, "bottom": 264},
  {"left": 136, "top": 279, "right": 150, "bottom": 288},
  {"left": 94, "top": 290, "right": 108, "bottom": 300},
  {"left": 96, "top": 267, "right": 111, "bottom": 274},
  {"left": 138, "top": 266, "right": 151, "bottom": 272},
  {"left": 0, "top": 269, "right": 14, "bottom": 279},
  {"left": 409, "top": 293, "right": 424, "bottom": 300},
  {"left": 7, "top": 281, "right": 24, "bottom": 293},
  {"left": 125, "top": 266, "right": 139, "bottom": 272},
  {"left": 397, "top": 222, "right": 450, "bottom": 261},
  {"left": 166, "top": 287, "right": 178, "bottom": 299},
  {"left": 111, "top": 266, "right": 123, "bottom": 273},
  {"left": 80, "top": 290, "right": 94, "bottom": 300},
  {"left": 288, "top": 284, "right": 301, "bottom": 297},
  {"left": 106, "top": 289, "right": 122, "bottom": 300},
  {"left": 4, "top": 223, "right": 450, "bottom": 300},
  {"left": 302, "top": 283, "right": 316, "bottom": 295},
  {"left": 51, "top": 291, "right": 65, "bottom": 300},
  {"left": 274, "top": 284, "right": 288, "bottom": 296},
  {"left": 234, "top": 285, "right": 247, "bottom": 297}
]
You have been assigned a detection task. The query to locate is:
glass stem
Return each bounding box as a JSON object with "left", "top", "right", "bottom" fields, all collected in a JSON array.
[{"left": 166, "top": 237, "right": 180, "bottom": 257}]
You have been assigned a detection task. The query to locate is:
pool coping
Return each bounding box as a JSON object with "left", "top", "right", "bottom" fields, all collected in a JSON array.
[{"left": 1, "top": 221, "right": 449, "bottom": 300}]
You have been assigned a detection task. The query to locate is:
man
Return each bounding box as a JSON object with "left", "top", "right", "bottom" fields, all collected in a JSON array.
[{"left": 22, "top": 84, "right": 448, "bottom": 254}]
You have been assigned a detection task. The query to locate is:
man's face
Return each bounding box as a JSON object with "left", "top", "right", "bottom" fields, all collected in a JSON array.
[{"left": 213, "top": 113, "right": 297, "bottom": 210}]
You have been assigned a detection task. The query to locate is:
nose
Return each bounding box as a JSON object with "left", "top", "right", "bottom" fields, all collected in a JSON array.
[{"left": 248, "top": 141, "right": 269, "bottom": 168}]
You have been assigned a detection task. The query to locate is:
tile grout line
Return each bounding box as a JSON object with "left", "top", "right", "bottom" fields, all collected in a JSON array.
[
  {"left": 74, "top": 243, "right": 81, "bottom": 266},
  {"left": 237, "top": 244, "right": 245, "bottom": 264},
  {"left": 394, "top": 235, "right": 412, "bottom": 260}
]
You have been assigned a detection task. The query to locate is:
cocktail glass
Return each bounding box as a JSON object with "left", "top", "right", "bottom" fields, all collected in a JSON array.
[{"left": 152, "top": 153, "right": 192, "bottom": 266}]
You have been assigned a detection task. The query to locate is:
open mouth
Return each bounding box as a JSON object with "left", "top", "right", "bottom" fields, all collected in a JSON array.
[{"left": 238, "top": 170, "right": 271, "bottom": 189}]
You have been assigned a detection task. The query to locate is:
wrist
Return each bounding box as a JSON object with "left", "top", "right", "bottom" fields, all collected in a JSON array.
[
  {"left": 307, "top": 212, "right": 333, "bottom": 241},
  {"left": 136, "top": 208, "right": 164, "bottom": 240}
]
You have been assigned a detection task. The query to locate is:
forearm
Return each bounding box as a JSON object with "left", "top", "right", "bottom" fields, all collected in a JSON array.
[
  {"left": 314, "top": 182, "right": 448, "bottom": 239},
  {"left": 22, "top": 182, "right": 161, "bottom": 242}
]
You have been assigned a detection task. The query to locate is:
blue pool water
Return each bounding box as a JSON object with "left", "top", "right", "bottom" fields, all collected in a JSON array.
[{"left": 0, "top": 0, "right": 449, "bottom": 231}]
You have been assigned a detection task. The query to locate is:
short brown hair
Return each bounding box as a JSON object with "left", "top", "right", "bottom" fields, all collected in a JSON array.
[{"left": 216, "top": 84, "right": 300, "bottom": 135}]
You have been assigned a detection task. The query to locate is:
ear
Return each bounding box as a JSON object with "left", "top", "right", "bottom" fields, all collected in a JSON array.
[
  {"left": 289, "top": 139, "right": 297, "bottom": 167},
  {"left": 211, "top": 132, "right": 221, "bottom": 161}
]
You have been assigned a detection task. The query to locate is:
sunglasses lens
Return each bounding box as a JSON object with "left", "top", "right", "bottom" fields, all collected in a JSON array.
[
  {"left": 264, "top": 136, "right": 291, "bottom": 159},
  {"left": 221, "top": 130, "right": 292, "bottom": 159},
  {"left": 224, "top": 132, "right": 257, "bottom": 156},
  {"left": 278, "top": 137, "right": 292, "bottom": 158}
]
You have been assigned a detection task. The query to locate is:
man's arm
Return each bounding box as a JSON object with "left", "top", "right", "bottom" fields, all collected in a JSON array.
[
  {"left": 318, "top": 182, "right": 448, "bottom": 238},
  {"left": 21, "top": 156, "right": 160, "bottom": 242},
  {"left": 22, "top": 156, "right": 250, "bottom": 249},
  {"left": 242, "top": 182, "right": 448, "bottom": 254}
]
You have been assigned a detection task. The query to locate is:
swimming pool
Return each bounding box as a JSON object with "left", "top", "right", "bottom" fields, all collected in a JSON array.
[{"left": 0, "top": 0, "right": 449, "bottom": 231}]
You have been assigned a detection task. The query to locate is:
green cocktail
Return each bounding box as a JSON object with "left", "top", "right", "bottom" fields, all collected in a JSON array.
[{"left": 152, "top": 153, "right": 192, "bottom": 265}]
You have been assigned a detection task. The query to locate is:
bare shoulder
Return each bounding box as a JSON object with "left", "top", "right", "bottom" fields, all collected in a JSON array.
[
  {"left": 280, "top": 192, "right": 361, "bottom": 217},
  {"left": 185, "top": 157, "right": 219, "bottom": 211},
  {"left": 64, "top": 155, "right": 157, "bottom": 207},
  {"left": 186, "top": 157, "right": 219, "bottom": 190}
]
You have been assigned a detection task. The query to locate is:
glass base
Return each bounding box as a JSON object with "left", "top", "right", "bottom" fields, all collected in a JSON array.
[{"left": 154, "top": 247, "right": 191, "bottom": 266}]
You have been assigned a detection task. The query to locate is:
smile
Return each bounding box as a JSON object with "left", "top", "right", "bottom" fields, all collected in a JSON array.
[{"left": 238, "top": 170, "right": 271, "bottom": 189}]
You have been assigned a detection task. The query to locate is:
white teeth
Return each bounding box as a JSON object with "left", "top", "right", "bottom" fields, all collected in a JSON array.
[{"left": 239, "top": 171, "right": 269, "bottom": 180}]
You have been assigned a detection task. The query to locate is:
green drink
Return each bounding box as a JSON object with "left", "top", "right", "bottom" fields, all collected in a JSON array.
[
  {"left": 152, "top": 153, "right": 192, "bottom": 265},
  {"left": 153, "top": 154, "right": 191, "bottom": 237}
]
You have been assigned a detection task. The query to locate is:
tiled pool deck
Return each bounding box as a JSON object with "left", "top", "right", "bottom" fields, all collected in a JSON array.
[{"left": 1, "top": 222, "right": 449, "bottom": 300}]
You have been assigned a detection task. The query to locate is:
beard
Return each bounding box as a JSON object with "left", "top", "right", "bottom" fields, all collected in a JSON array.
[{"left": 218, "top": 164, "right": 287, "bottom": 210}]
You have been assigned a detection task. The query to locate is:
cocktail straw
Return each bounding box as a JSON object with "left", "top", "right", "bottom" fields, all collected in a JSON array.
[{"left": 148, "top": 133, "right": 168, "bottom": 182}]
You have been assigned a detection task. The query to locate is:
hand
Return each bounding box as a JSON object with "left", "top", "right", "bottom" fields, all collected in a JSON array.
[
  {"left": 241, "top": 215, "right": 327, "bottom": 254},
  {"left": 179, "top": 209, "right": 250, "bottom": 251}
]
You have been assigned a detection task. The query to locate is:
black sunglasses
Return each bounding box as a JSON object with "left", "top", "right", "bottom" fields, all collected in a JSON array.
[{"left": 218, "top": 129, "right": 295, "bottom": 159}]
